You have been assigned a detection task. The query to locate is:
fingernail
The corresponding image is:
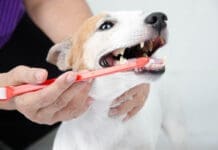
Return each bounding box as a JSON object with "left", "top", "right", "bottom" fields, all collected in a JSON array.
[
  {"left": 66, "top": 73, "right": 76, "bottom": 83},
  {"left": 108, "top": 109, "right": 118, "bottom": 117},
  {"left": 35, "top": 71, "right": 45, "bottom": 83}
]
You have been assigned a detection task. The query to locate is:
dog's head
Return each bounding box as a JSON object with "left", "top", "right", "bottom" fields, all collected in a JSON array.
[{"left": 47, "top": 11, "right": 168, "bottom": 75}]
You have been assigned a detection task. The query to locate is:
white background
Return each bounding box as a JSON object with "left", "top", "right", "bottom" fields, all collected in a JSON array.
[{"left": 87, "top": 0, "right": 218, "bottom": 149}]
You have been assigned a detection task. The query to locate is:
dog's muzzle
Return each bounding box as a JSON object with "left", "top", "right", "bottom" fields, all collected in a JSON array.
[{"left": 99, "top": 36, "right": 166, "bottom": 74}]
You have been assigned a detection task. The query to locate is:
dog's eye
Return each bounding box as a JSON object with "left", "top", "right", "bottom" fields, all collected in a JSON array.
[{"left": 98, "top": 21, "right": 114, "bottom": 31}]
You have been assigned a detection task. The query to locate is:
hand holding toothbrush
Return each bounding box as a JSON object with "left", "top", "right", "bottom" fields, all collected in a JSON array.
[
  {"left": 0, "top": 58, "right": 150, "bottom": 124},
  {"left": 0, "top": 66, "right": 93, "bottom": 125}
]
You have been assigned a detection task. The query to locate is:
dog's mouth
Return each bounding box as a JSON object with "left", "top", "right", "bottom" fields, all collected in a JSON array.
[{"left": 99, "top": 36, "right": 166, "bottom": 73}]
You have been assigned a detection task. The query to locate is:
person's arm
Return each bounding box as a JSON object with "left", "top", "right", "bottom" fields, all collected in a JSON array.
[
  {"left": 0, "top": 67, "right": 47, "bottom": 110},
  {"left": 0, "top": 0, "right": 93, "bottom": 125},
  {"left": 24, "top": 0, "right": 92, "bottom": 43},
  {"left": 0, "top": 66, "right": 93, "bottom": 124}
]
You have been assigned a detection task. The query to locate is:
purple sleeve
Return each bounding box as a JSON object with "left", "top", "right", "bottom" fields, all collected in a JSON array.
[{"left": 0, "top": 0, "right": 25, "bottom": 48}]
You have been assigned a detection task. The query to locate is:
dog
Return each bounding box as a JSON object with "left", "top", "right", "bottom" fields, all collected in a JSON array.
[{"left": 47, "top": 11, "right": 185, "bottom": 150}]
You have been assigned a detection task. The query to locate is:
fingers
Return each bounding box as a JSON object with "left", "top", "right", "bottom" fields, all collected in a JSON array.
[
  {"left": 37, "top": 80, "right": 92, "bottom": 119},
  {"left": 8, "top": 65, "right": 48, "bottom": 85},
  {"left": 123, "top": 106, "right": 141, "bottom": 122},
  {"left": 0, "top": 65, "right": 47, "bottom": 111},
  {"left": 14, "top": 71, "right": 94, "bottom": 125},
  {"left": 109, "top": 92, "right": 143, "bottom": 117},
  {"left": 121, "top": 89, "right": 145, "bottom": 122},
  {"left": 52, "top": 97, "right": 93, "bottom": 123},
  {"left": 110, "top": 84, "right": 145, "bottom": 107},
  {"left": 15, "top": 72, "right": 75, "bottom": 109},
  {"left": 109, "top": 96, "right": 135, "bottom": 117},
  {"left": 35, "top": 72, "right": 77, "bottom": 108},
  {"left": 14, "top": 72, "right": 76, "bottom": 122},
  {"left": 54, "top": 82, "right": 93, "bottom": 121},
  {"left": 109, "top": 83, "right": 150, "bottom": 121}
]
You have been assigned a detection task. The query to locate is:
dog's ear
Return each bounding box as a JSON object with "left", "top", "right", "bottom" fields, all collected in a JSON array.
[{"left": 46, "top": 39, "right": 72, "bottom": 71}]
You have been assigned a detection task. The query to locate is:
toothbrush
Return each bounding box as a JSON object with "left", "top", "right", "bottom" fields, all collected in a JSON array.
[{"left": 0, "top": 57, "right": 149, "bottom": 100}]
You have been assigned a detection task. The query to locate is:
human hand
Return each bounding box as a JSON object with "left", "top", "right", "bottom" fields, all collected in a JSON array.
[
  {"left": 108, "top": 83, "right": 150, "bottom": 121},
  {"left": 0, "top": 66, "right": 93, "bottom": 125}
]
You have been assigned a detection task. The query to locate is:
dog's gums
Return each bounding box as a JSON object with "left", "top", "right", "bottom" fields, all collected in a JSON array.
[{"left": 99, "top": 36, "right": 166, "bottom": 73}]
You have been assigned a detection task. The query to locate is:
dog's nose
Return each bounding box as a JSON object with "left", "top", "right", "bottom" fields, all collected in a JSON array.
[{"left": 145, "top": 12, "right": 167, "bottom": 33}]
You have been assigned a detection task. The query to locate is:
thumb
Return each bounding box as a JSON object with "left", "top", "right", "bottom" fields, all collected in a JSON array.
[{"left": 8, "top": 65, "right": 48, "bottom": 85}]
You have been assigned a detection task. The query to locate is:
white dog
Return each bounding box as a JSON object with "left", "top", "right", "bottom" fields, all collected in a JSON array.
[{"left": 47, "top": 11, "right": 185, "bottom": 150}]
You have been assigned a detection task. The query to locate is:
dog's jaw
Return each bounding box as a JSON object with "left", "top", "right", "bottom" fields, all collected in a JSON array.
[
  {"left": 47, "top": 11, "right": 167, "bottom": 73},
  {"left": 66, "top": 11, "right": 168, "bottom": 86},
  {"left": 82, "top": 11, "right": 168, "bottom": 72}
]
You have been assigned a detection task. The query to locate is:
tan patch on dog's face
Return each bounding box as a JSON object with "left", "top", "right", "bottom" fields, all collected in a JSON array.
[{"left": 67, "top": 14, "right": 106, "bottom": 71}]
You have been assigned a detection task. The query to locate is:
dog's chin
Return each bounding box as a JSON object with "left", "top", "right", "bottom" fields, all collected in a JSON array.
[{"left": 98, "top": 36, "right": 167, "bottom": 75}]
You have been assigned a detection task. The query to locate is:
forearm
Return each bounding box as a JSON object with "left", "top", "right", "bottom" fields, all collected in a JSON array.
[{"left": 24, "top": 0, "right": 92, "bottom": 43}]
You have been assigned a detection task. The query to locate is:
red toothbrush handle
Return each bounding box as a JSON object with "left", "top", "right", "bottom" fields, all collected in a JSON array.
[
  {"left": 12, "top": 78, "right": 56, "bottom": 96},
  {"left": 75, "top": 57, "right": 149, "bottom": 81},
  {"left": 5, "top": 57, "right": 149, "bottom": 99}
]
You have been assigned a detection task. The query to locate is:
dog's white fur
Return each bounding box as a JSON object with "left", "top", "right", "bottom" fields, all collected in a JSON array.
[{"left": 47, "top": 11, "right": 186, "bottom": 150}]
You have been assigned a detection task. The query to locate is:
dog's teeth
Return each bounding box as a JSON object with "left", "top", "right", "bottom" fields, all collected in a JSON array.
[
  {"left": 143, "top": 53, "right": 148, "bottom": 57},
  {"left": 101, "top": 58, "right": 109, "bottom": 67},
  {"left": 134, "top": 68, "right": 140, "bottom": 72},
  {"left": 119, "top": 56, "right": 127, "bottom": 64},
  {"left": 134, "top": 67, "right": 145, "bottom": 73},
  {"left": 140, "top": 42, "right": 144, "bottom": 49},
  {"left": 100, "top": 59, "right": 104, "bottom": 66},
  {"left": 105, "top": 60, "right": 109, "bottom": 66},
  {"left": 120, "top": 49, "right": 125, "bottom": 55},
  {"left": 113, "top": 48, "right": 125, "bottom": 56},
  {"left": 149, "top": 40, "right": 153, "bottom": 51}
]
